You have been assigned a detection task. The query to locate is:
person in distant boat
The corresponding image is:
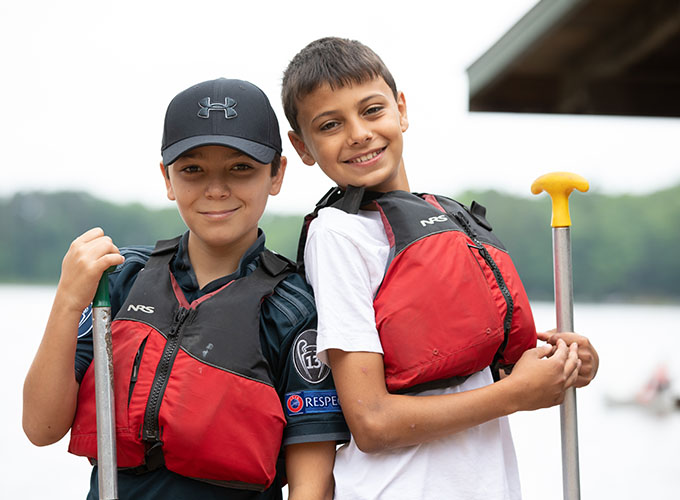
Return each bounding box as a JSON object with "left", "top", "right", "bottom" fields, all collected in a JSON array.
[{"left": 636, "top": 363, "right": 679, "bottom": 414}]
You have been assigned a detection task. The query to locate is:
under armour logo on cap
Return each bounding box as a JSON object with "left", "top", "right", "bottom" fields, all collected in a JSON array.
[
  {"left": 197, "top": 97, "right": 237, "bottom": 119},
  {"left": 161, "top": 78, "right": 282, "bottom": 165}
]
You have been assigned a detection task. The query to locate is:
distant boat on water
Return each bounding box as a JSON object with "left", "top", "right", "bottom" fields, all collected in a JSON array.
[{"left": 605, "top": 363, "right": 680, "bottom": 415}]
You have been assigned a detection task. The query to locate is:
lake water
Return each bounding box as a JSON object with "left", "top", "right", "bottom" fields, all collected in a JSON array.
[{"left": 3, "top": 285, "right": 679, "bottom": 499}]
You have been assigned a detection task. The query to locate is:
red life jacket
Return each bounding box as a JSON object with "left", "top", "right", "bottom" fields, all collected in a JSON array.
[
  {"left": 69, "top": 237, "right": 293, "bottom": 491},
  {"left": 299, "top": 188, "right": 537, "bottom": 393}
]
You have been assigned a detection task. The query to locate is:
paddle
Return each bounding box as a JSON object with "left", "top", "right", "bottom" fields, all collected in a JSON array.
[
  {"left": 92, "top": 266, "right": 118, "bottom": 499},
  {"left": 531, "top": 172, "right": 589, "bottom": 500}
]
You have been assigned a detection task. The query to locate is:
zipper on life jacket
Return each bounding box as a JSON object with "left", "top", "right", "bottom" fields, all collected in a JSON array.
[
  {"left": 453, "top": 212, "right": 514, "bottom": 361},
  {"left": 142, "top": 306, "right": 193, "bottom": 444},
  {"left": 128, "top": 337, "right": 148, "bottom": 405}
]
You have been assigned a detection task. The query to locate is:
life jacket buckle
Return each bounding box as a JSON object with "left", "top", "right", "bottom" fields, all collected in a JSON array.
[{"left": 143, "top": 441, "right": 165, "bottom": 472}]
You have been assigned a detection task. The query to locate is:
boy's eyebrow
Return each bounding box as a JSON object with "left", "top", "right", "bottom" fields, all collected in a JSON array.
[
  {"left": 310, "top": 93, "right": 388, "bottom": 125},
  {"left": 310, "top": 109, "right": 339, "bottom": 125}
]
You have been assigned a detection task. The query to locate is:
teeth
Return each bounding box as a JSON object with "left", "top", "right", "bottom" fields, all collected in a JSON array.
[{"left": 349, "top": 150, "right": 381, "bottom": 163}]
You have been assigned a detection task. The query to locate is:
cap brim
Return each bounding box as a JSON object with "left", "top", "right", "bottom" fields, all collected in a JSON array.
[{"left": 162, "top": 135, "right": 277, "bottom": 166}]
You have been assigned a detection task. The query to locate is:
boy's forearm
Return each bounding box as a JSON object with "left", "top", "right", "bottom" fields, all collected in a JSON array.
[
  {"left": 329, "top": 343, "right": 577, "bottom": 453},
  {"left": 285, "top": 441, "right": 336, "bottom": 500},
  {"left": 22, "top": 294, "right": 82, "bottom": 446},
  {"left": 349, "top": 377, "right": 521, "bottom": 452},
  {"left": 328, "top": 350, "right": 521, "bottom": 452},
  {"left": 405, "top": 377, "right": 522, "bottom": 439}
]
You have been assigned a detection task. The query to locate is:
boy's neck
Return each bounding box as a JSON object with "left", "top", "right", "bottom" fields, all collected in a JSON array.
[
  {"left": 186, "top": 232, "right": 256, "bottom": 289},
  {"left": 364, "top": 160, "right": 410, "bottom": 194}
]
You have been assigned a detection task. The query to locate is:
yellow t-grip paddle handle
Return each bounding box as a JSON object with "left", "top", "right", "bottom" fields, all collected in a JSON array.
[{"left": 531, "top": 172, "right": 589, "bottom": 227}]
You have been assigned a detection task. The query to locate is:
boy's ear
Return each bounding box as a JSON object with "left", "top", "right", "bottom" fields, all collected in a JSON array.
[
  {"left": 159, "top": 162, "right": 176, "bottom": 201},
  {"left": 287, "top": 131, "right": 317, "bottom": 166},
  {"left": 269, "top": 156, "right": 287, "bottom": 196},
  {"left": 397, "top": 91, "right": 409, "bottom": 133}
]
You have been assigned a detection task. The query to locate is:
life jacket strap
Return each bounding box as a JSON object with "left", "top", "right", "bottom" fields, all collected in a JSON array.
[
  {"left": 469, "top": 201, "right": 493, "bottom": 231},
  {"left": 122, "top": 442, "right": 166, "bottom": 475},
  {"left": 338, "top": 185, "right": 366, "bottom": 214},
  {"left": 390, "top": 374, "right": 472, "bottom": 394},
  {"left": 87, "top": 441, "right": 166, "bottom": 475},
  {"left": 297, "top": 185, "right": 386, "bottom": 267}
]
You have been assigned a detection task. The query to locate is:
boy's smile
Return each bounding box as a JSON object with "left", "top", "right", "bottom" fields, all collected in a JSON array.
[
  {"left": 289, "top": 78, "right": 409, "bottom": 193},
  {"left": 162, "top": 145, "right": 285, "bottom": 268},
  {"left": 345, "top": 146, "right": 386, "bottom": 165}
]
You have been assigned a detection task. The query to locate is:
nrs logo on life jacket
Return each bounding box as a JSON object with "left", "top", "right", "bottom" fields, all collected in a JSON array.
[
  {"left": 127, "top": 304, "right": 155, "bottom": 314},
  {"left": 420, "top": 214, "right": 448, "bottom": 227}
]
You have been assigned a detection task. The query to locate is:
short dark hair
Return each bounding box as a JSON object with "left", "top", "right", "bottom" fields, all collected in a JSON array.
[
  {"left": 269, "top": 153, "right": 282, "bottom": 177},
  {"left": 282, "top": 37, "right": 398, "bottom": 134}
]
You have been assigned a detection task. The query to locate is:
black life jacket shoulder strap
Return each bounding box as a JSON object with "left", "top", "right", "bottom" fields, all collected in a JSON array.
[
  {"left": 144, "top": 236, "right": 182, "bottom": 270},
  {"left": 469, "top": 200, "right": 493, "bottom": 231},
  {"left": 151, "top": 236, "right": 182, "bottom": 256},
  {"left": 259, "top": 248, "right": 296, "bottom": 277},
  {"left": 296, "top": 185, "right": 382, "bottom": 267},
  {"left": 296, "top": 187, "right": 342, "bottom": 266}
]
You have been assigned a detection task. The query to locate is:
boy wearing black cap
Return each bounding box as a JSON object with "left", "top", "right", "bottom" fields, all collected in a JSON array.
[{"left": 23, "top": 78, "right": 348, "bottom": 499}]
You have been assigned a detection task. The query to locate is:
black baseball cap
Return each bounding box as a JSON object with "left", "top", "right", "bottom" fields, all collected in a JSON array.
[{"left": 161, "top": 78, "right": 282, "bottom": 165}]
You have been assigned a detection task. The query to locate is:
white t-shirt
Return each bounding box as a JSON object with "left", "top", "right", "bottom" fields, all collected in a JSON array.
[{"left": 305, "top": 206, "right": 522, "bottom": 500}]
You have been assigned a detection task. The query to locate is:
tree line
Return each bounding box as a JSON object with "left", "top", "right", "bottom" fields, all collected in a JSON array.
[{"left": 2, "top": 185, "right": 678, "bottom": 304}]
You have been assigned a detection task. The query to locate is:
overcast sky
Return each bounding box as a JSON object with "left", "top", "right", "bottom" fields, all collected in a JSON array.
[{"left": 2, "top": 0, "right": 679, "bottom": 214}]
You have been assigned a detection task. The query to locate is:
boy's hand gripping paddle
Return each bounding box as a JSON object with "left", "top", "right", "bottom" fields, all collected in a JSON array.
[
  {"left": 93, "top": 267, "right": 118, "bottom": 499},
  {"left": 531, "top": 172, "right": 589, "bottom": 500}
]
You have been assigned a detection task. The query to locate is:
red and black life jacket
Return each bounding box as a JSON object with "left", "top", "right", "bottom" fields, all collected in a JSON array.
[
  {"left": 299, "top": 187, "right": 537, "bottom": 393},
  {"left": 69, "top": 237, "right": 294, "bottom": 491}
]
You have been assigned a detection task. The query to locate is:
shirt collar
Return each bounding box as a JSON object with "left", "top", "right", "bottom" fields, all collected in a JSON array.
[{"left": 170, "top": 230, "right": 266, "bottom": 299}]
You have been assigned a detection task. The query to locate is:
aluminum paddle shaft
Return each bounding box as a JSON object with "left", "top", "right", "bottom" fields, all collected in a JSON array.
[
  {"left": 531, "top": 172, "right": 589, "bottom": 500},
  {"left": 93, "top": 268, "right": 118, "bottom": 499}
]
